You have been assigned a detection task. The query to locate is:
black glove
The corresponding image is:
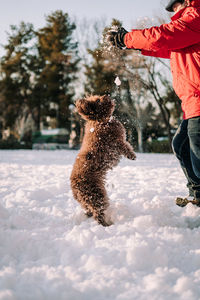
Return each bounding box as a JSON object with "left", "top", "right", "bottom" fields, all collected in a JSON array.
[{"left": 108, "top": 27, "right": 128, "bottom": 49}]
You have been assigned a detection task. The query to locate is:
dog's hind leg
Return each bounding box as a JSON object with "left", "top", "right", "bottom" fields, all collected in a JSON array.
[
  {"left": 89, "top": 186, "right": 113, "bottom": 226},
  {"left": 94, "top": 210, "right": 112, "bottom": 226},
  {"left": 71, "top": 181, "right": 112, "bottom": 226}
]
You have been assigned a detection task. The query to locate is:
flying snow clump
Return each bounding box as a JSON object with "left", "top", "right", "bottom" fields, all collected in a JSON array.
[{"left": 114, "top": 76, "right": 121, "bottom": 86}]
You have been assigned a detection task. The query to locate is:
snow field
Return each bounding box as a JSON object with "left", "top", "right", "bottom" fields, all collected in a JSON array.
[{"left": 1, "top": 150, "right": 200, "bottom": 300}]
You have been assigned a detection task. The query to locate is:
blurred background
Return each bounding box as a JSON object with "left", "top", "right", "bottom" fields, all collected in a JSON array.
[{"left": 0, "top": 0, "right": 181, "bottom": 152}]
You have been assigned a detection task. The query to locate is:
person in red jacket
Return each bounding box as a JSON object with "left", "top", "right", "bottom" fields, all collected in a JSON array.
[{"left": 109, "top": 0, "right": 200, "bottom": 207}]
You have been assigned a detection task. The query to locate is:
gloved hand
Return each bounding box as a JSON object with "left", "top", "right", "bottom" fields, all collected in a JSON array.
[{"left": 108, "top": 27, "right": 128, "bottom": 49}]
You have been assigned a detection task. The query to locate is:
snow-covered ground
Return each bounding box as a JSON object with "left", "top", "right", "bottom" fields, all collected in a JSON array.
[{"left": 1, "top": 150, "right": 200, "bottom": 300}]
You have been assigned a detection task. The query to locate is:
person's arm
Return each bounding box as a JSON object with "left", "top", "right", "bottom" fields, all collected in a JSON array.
[
  {"left": 141, "top": 49, "right": 171, "bottom": 59},
  {"left": 125, "top": 8, "right": 200, "bottom": 51}
]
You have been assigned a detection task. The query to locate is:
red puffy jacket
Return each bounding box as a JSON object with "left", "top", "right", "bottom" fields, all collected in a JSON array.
[{"left": 124, "top": 0, "right": 200, "bottom": 119}]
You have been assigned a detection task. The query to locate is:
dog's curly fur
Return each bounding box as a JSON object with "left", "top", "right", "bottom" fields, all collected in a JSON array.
[{"left": 70, "top": 95, "right": 136, "bottom": 226}]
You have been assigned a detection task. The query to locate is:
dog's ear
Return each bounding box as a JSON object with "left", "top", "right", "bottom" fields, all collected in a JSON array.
[{"left": 75, "top": 98, "right": 85, "bottom": 107}]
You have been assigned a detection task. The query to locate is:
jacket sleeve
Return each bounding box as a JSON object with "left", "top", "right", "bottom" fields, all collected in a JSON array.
[
  {"left": 141, "top": 49, "right": 171, "bottom": 59},
  {"left": 124, "top": 8, "right": 200, "bottom": 51}
]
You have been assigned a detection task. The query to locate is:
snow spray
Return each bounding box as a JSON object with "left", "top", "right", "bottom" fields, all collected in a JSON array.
[{"left": 101, "top": 25, "right": 129, "bottom": 56}]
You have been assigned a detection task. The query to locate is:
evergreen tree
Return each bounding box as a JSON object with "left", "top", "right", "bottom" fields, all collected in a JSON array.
[
  {"left": 37, "top": 10, "right": 80, "bottom": 130},
  {"left": 84, "top": 48, "right": 116, "bottom": 95},
  {"left": 0, "top": 22, "right": 34, "bottom": 131},
  {"left": 0, "top": 10, "right": 80, "bottom": 139}
]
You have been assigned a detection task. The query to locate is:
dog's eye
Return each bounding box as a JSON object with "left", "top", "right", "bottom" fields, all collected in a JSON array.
[{"left": 96, "top": 99, "right": 100, "bottom": 103}]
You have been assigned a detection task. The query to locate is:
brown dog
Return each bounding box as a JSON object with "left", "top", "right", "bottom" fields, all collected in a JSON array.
[{"left": 70, "top": 95, "right": 136, "bottom": 226}]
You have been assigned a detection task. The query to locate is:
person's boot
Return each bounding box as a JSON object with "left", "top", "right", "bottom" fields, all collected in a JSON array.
[{"left": 176, "top": 196, "right": 200, "bottom": 207}]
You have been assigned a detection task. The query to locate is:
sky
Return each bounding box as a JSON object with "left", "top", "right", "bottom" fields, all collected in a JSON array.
[{"left": 0, "top": 0, "right": 169, "bottom": 53}]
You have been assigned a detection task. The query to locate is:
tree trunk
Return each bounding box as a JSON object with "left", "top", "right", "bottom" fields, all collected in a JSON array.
[{"left": 137, "top": 124, "right": 144, "bottom": 153}]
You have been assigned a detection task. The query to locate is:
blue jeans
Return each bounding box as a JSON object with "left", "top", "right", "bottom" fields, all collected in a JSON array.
[{"left": 172, "top": 117, "right": 200, "bottom": 200}]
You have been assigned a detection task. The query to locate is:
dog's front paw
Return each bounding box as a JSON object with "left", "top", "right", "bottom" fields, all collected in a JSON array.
[{"left": 127, "top": 152, "right": 136, "bottom": 160}]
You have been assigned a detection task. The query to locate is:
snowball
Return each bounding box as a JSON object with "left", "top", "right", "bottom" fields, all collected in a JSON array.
[{"left": 114, "top": 76, "right": 121, "bottom": 86}]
